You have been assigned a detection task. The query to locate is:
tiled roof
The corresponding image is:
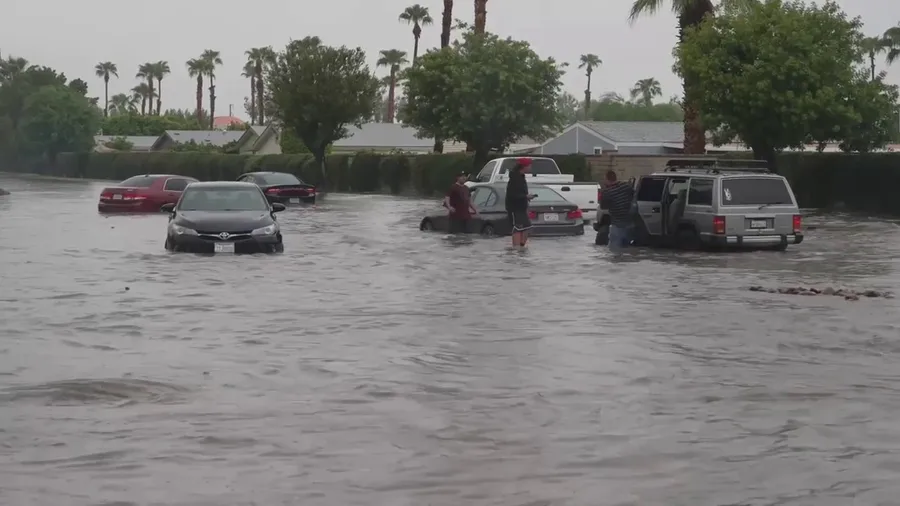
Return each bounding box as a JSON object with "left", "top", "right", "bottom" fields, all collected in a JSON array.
[
  {"left": 94, "top": 135, "right": 159, "bottom": 150},
  {"left": 161, "top": 130, "right": 245, "bottom": 147},
  {"left": 579, "top": 121, "right": 683, "bottom": 143}
]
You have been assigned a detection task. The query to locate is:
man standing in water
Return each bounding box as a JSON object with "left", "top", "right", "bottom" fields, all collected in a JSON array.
[
  {"left": 602, "top": 170, "right": 635, "bottom": 250},
  {"left": 444, "top": 171, "right": 477, "bottom": 234},
  {"left": 505, "top": 158, "right": 536, "bottom": 248}
]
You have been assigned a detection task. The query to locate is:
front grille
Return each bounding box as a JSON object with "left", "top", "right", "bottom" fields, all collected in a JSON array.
[{"left": 197, "top": 231, "right": 252, "bottom": 241}]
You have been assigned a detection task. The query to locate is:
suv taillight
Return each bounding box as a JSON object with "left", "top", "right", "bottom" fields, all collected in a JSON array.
[
  {"left": 597, "top": 188, "right": 602, "bottom": 204},
  {"left": 792, "top": 214, "right": 802, "bottom": 233},
  {"left": 713, "top": 216, "right": 726, "bottom": 235}
]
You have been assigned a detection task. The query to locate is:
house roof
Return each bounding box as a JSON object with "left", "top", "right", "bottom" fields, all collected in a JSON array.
[
  {"left": 235, "top": 125, "right": 268, "bottom": 149},
  {"left": 334, "top": 123, "right": 432, "bottom": 148},
  {"left": 155, "top": 130, "right": 245, "bottom": 149},
  {"left": 94, "top": 135, "right": 159, "bottom": 150},
  {"left": 578, "top": 121, "right": 683, "bottom": 143}
]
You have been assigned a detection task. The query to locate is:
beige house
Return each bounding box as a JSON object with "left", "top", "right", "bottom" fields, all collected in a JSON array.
[{"left": 234, "top": 125, "right": 282, "bottom": 154}]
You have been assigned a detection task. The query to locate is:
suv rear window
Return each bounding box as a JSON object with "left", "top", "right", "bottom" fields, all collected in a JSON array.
[
  {"left": 119, "top": 175, "right": 159, "bottom": 188},
  {"left": 721, "top": 177, "right": 793, "bottom": 206},
  {"left": 498, "top": 158, "right": 559, "bottom": 175}
]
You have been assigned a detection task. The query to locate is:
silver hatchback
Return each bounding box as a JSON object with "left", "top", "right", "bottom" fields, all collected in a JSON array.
[{"left": 595, "top": 159, "right": 804, "bottom": 251}]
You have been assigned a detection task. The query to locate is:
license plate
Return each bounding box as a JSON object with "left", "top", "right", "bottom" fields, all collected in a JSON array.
[
  {"left": 749, "top": 219, "right": 767, "bottom": 229},
  {"left": 543, "top": 213, "right": 559, "bottom": 222},
  {"left": 112, "top": 194, "right": 122, "bottom": 200},
  {"left": 214, "top": 243, "right": 235, "bottom": 253},
  {"left": 290, "top": 198, "right": 300, "bottom": 204}
]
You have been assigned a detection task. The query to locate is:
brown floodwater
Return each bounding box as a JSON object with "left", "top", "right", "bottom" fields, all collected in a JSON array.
[{"left": 2, "top": 173, "right": 900, "bottom": 505}]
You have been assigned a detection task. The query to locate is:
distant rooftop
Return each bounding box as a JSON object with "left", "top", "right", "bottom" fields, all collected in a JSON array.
[
  {"left": 578, "top": 121, "right": 684, "bottom": 143},
  {"left": 159, "top": 130, "right": 245, "bottom": 147},
  {"left": 94, "top": 135, "right": 158, "bottom": 150},
  {"left": 335, "top": 123, "right": 432, "bottom": 148}
]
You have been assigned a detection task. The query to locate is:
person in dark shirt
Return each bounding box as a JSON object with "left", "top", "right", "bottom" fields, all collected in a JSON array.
[
  {"left": 602, "top": 170, "right": 635, "bottom": 250},
  {"left": 505, "top": 158, "right": 536, "bottom": 248},
  {"left": 443, "top": 172, "right": 477, "bottom": 234}
]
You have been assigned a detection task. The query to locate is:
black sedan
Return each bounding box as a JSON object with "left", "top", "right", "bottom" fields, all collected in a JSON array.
[
  {"left": 161, "top": 182, "right": 285, "bottom": 254},
  {"left": 419, "top": 183, "right": 585, "bottom": 237},
  {"left": 237, "top": 171, "right": 316, "bottom": 204}
]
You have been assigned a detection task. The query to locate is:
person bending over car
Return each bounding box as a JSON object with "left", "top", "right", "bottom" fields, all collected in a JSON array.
[{"left": 602, "top": 170, "right": 635, "bottom": 251}]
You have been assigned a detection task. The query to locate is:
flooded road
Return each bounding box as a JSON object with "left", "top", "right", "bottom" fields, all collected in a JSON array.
[{"left": 2, "top": 173, "right": 900, "bottom": 505}]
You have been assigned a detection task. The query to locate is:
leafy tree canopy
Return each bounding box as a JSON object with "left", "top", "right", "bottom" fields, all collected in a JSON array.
[
  {"left": 402, "top": 30, "right": 564, "bottom": 162},
  {"left": 677, "top": 0, "right": 899, "bottom": 160},
  {"left": 100, "top": 113, "right": 203, "bottom": 136},
  {"left": 585, "top": 100, "right": 683, "bottom": 122},
  {"left": 266, "top": 37, "right": 379, "bottom": 181},
  {"left": 19, "top": 85, "right": 100, "bottom": 161}
]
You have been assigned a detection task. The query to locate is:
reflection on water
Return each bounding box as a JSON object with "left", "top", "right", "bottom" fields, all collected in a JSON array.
[{"left": 2, "top": 173, "right": 900, "bottom": 505}]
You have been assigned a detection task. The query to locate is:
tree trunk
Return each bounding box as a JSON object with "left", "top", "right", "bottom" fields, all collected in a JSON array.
[
  {"left": 440, "top": 0, "right": 453, "bottom": 47},
  {"left": 249, "top": 76, "right": 256, "bottom": 125},
  {"left": 682, "top": 98, "right": 705, "bottom": 154},
  {"left": 584, "top": 71, "right": 592, "bottom": 116},
  {"left": 156, "top": 79, "right": 162, "bottom": 116},
  {"left": 473, "top": 146, "right": 489, "bottom": 170},
  {"left": 209, "top": 79, "right": 216, "bottom": 129},
  {"left": 474, "top": 0, "right": 487, "bottom": 34},
  {"left": 148, "top": 78, "right": 155, "bottom": 115},
  {"left": 256, "top": 65, "right": 265, "bottom": 125},
  {"left": 412, "top": 25, "right": 421, "bottom": 65},
  {"left": 195, "top": 75, "right": 204, "bottom": 125},
  {"left": 141, "top": 98, "right": 146, "bottom": 116},
  {"left": 104, "top": 77, "right": 109, "bottom": 117},
  {"left": 870, "top": 54, "right": 876, "bottom": 80},
  {"left": 751, "top": 146, "right": 777, "bottom": 172},
  {"left": 314, "top": 147, "right": 328, "bottom": 192},
  {"left": 387, "top": 70, "right": 397, "bottom": 123}
]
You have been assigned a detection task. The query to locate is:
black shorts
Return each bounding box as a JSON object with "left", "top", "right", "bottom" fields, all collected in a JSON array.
[
  {"left": 508, "top": 210, "right": 532, "bottom": 232},
  {"left": 448, "top": 216, "right": 471, "bottom": 234}
]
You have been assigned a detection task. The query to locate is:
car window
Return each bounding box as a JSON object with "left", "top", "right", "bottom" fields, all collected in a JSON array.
[
  {"left": 472, "top": 188, "right": 493, "bottom": 207},
  {"left": 475, "top": 162, "right": 495, "bottom": 183},
  {"left": 530, "top": 186, "right": 568, "bottom": 203},
  {"left": 178, "top": 187, "right": 269, "bottom": 211},
  {"left": 667, "top": 178, "right": 689, "bottom": 198},
  {"left": 498, "top": 158, "right": 559, "bottom": 175},
  {"left": 687, "top": 178, "right": 713, "bottom": 206},
  {"left": 119, "top": 175, "right": 160, "bottom": 188},
  {"left": 722, "top": 177, "right": 793, "bottom": 206},
  {"left": 636, "top": 177, "right": 665, "bottom": 201},
  {"left": 484, "top": 190, "right": 498, "bottom": 208},
  {"left": 260, "top": 173, "right": 302, "bottom": 185},
  {"left": 163, "top": 178, "right": 191, "bottom": 192}
]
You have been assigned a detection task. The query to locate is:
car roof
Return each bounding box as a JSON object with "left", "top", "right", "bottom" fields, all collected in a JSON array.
[
  {"left": 243, "top": 171, "right": 293, "bottom": 175},
  {"left": 124, "top": 174, "right": 196, "bottom": 179},
  {"left": 186, "top": 181, "right": 260, "bottom": 189},
  {"left": 471, "top": 181, "right": 555, "bottom": 190},
  {"left": 646, "top": 171, "right": 784, "bottom": 178}
]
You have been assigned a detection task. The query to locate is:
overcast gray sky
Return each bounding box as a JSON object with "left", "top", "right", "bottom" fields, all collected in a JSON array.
[{"left": 6, "top": 0, "right": 899, "bottom": 119}]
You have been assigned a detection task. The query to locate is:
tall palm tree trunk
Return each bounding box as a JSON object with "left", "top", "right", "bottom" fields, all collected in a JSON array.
[
  {"left": 249, "top": 75, "right": 256, "bottom": 125},
  {"left": 141, "top": 98, "right": 146, "bottom": 116},
  {"left": 435, "top": 0, "right": 454, "bottom": 153},
  {"left": 209, "top": 78, "right": 216, "bottom": 129},
  {"left": 387, "top": 70, "right": 397, "bottom": 123},
  {"left": 195, "top": 75, "right": 204, "bottom": 125},
  {"left": 412, "top": 26, "right": 421, "bottom": 65},
  {"left": 156, "top": 80, "right": 163, "bottom": 116},
  {"left": 147, "top": 78, "right": 155, "bottom": 115},
  {"left": 677, "top": 12, "right": 708, "bottom": 155},
  {"left": 584, "top": 71, "right": 592, "bottom": 116},
  {"left": 256, "top": 66, "right": 265, "bottom": 125},
  {"left": 870, "top": 53, "right": 876, "bottom": 80},
  {"left": 474, "top": 0, "right": 487, "bottom": 34},
  {"left": 103, "top": 76, "right": 110, "bottom": 117}
]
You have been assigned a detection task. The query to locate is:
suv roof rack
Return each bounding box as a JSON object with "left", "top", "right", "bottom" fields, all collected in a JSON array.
[{"left": 663, "top": 158, "right": 770, "bottom": 174}]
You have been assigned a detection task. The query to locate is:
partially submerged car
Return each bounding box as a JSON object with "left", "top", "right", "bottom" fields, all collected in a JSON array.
[
  {"left": 594, "top": 159, "right": 804, "bottom": 251},
  {"left": 420, "top": 183, "right": 585, "bottom": 237}
]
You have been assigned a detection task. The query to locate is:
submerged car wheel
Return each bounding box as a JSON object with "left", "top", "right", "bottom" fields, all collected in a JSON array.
[
  {"left": 594, "top": 225, "right": 609, "bottom": 245},
  {"left": 420, "top": 219, "right": 434, "bottom": 231},
  {"left": 675, "top": 228, "right": 701, "bottom": 250},
  {"left": 164, "top": 237, "right": 176, "bottom": 251},
  {"left": 480, "top": 223, "right": 496, "bottom": 237},
  {"left": 271, "top": 243, "right": 285, "bottom": 253}
]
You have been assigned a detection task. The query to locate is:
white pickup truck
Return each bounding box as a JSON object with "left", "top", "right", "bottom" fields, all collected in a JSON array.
[{"left": 467, "top": 157, "right": 600, "bottom": 226}]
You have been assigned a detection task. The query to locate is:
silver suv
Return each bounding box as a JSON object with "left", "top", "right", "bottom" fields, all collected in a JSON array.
[{"left": 594, "top": 159, "right": 804, "bottom": 250}]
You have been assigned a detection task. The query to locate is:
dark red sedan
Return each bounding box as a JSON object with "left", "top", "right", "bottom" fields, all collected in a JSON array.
[
  {"left": 98, "top": 174, "right": 198, "bottom": 213},
  {"left": 237, "top": 171, "right": 316, "bottom": 204}
]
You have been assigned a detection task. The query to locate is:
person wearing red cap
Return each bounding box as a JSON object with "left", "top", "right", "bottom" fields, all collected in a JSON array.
[{"left": 505, "top": 158, "right": 537, "bottom": 248}]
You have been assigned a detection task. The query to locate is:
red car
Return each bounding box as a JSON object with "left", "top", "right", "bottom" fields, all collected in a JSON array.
[{"left": 98, "top": 174, "right": 198, "bottom": 213}]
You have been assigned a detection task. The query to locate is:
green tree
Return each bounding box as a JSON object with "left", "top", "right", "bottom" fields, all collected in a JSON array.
[
  {"left": 67, "top": 78, "right": 89, "bottom": 96},
  {"left": 578, "top": 54, "right": 602, "bottom": 115},
  {"left": 246, "top": 46, "right": 276, "bottom": 125},
  {"left": 100, "top": 113, "right": 198, "bottom": 136},
  {"left": 108, "top": 93, "right": 137, "bottom": 115},
  {"left": 629, "top": 0, "right": 718, "bottom": 154},
  {"left": 136, "top": 63, "right": 155, "bottom": 114},
  {"left": 201, "top": 50, "right": 223, "bottom": 128},
  {"left": 152, "top": 61, "right": 171, "bottom": 115},
  {"left": 629, "top": 77, "right": 662, "bottom": 106},
  {"left": 678, "top": 0, "right": 896, "bottom": 162},
  {"left": 885, "top": 24, "right": 900, "bottom": 64},
  {"left": 94, "top": 61, "right": 118, "bottom": 117},
  {"left": 586, "top": 100, "right": 683, "bottom": 121},
  {"left": 556, "top": 91, "right": 580, "bottom": 124},
  {"left": 266, "top": 39, "right": 379, "bottom": 185},
  {"left": 399, "top": 4, "right": 433, "bottom": 65},
  {"left": 242, "top": 61, "right": 256, "bottom": 124},
  {"left": 131, "top": 82, "right": 153, "bottom": 115},
  {"left": 861, "top": 36, "right": 888, "bottom": 80},
  {"left": 19, "top": 85, "right": 100, "bottom": 162},
  {"left": 403, "top": 30, "right": 564, "bottom": 166},
  {"left": 377, "top": 49, "right": 408, "bottom": 123},
  {"left": 186, "top": 58, "right": 208, "bottom": 124}
]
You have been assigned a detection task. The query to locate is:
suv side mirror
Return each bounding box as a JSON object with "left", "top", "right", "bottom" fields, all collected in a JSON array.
[{"left": 160, "top": 203, "right": 175, "bottom": 213}]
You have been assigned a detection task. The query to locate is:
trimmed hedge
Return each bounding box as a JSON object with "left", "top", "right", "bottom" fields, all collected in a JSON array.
[{"left": 18, "top": 152, "right": 592, "bottom": 197}]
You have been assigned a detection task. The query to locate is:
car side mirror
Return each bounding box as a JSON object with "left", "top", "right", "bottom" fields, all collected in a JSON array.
[
  {"left": 160, "top": 203, "right": 175, "bottom": 213},
  {"left": 271, "top": 203, "right": 286, "bottom": 213}
]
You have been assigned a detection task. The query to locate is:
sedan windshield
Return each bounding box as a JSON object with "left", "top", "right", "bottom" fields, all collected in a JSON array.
[
  {"left": 260, "top": 173, "right": 302, "bottom": 186},
  {"left": 178, "top": 188, "right": 269, "bottom": 211}
]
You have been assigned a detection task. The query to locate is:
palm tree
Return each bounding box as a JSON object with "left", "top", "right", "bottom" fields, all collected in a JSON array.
[
  {"left": 201, "top": 50, "right": 223, "bottom": 129},
  {"left": 135, "top": 63, "right": 155, "bottom": 114},
  {"left": 861, "top": 37, "right": 888, "bottom": 80},
  {"left": 578, "top": 54, "right": 602, "bottom": 115},
  {"left": 93, "top": 62, "right": 118, "bottom": 117},
  {"left": 131, "top": 83, "right": 153, "bottom": 115},
  {"left": 599, "top": 91, "right": 625, "bottom": 103},
  {"left": 186, "top": 58, "right": 207, "bottom": 124},
  {"left": 630, "top": 77, "right": 663, "bottom": 106},
  {"left": 474, "top": 0, "right": 488, "bottom": 34},
  {"left": 246, "top": 47, "right": 275, "bottom": 125},
  {"left": 399, "top": 5, "right": 433, "bottom": 65},
  {"left": 242, "top": 61, "right": 256, "bottom": 125},
  {"left": 377, "top": 50, "right": 409, "bottom": 123},
  {"left": 108, "top": 93, "right": 137, "bottom": 115},
  {"left": 629, "top": 0, "right": 715, "bottom": 153},
  {"left": 885, "top": 25, "right": 900, "bottom": 65},
  {"left": 435, "top": 0, "right": 454, "bottom": 152},
  {"left": 152, "top": 61, "right": 171, "bottom": 115}
]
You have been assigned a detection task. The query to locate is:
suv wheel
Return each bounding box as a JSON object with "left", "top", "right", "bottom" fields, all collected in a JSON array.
[
  {"left": 675, "top": 228, "right": 701, "bottom": 250},
  {"left": 595, "top": 225, "right": 609, "bottom": 245}
]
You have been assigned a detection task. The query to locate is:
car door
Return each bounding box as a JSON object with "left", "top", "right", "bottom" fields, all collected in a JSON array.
[
  {"left": 661, "top": 177, "right": 689, "bottom": 236},
  {"left": 161, "top": 177, "right": 192, "bottom": 207},
  {"left": 472, "top": 187, "right": 502, "bottom": 230},
  {"left": 634, "top": 176, "right": 666, "bottom": 236}
]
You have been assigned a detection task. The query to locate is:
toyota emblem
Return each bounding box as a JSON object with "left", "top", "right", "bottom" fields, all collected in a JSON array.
[{"left": 218, "top": 232, "right": 230, "bottom": 240}]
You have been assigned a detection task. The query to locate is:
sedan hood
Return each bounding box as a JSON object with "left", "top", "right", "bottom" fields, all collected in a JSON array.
[{"left": 175, "top": 210, "right": 274, "bottom": 233}]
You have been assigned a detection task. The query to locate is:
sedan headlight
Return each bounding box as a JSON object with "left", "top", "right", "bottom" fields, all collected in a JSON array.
[
  {"left": 252, "top": 224, "right": 278, "bottom": 236},
  {"left": 170, "top": 224, "right": 197, "bottom": 235}
]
